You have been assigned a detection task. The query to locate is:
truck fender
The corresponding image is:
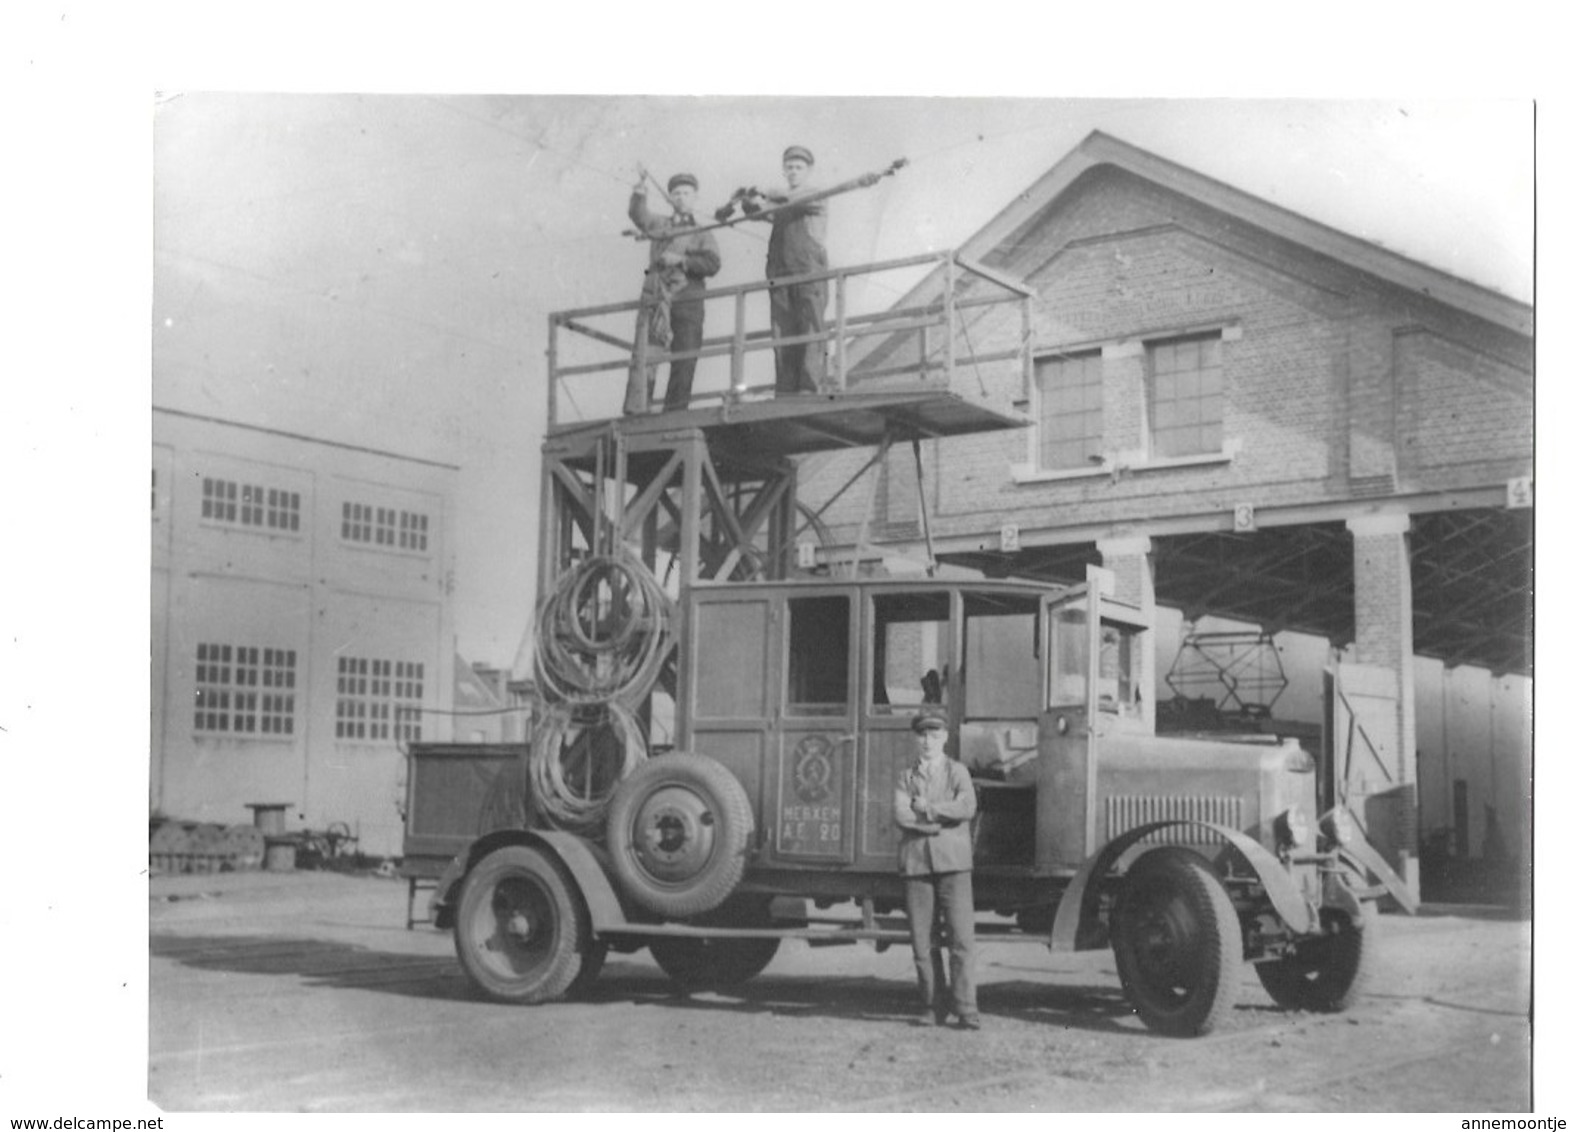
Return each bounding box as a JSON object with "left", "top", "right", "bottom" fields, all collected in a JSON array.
[
  {"left": 1336, "top": 826, "right": 1420, "bottom": 914},
  {"left": 1048, "top": 819, "right": 1315, "bottom": 952},
  {"left": 1321, "top": 868, "right": 1364, "bottom": 923},
  {"left": 428, "top": 828, "right": 637, "bottom": 933}
]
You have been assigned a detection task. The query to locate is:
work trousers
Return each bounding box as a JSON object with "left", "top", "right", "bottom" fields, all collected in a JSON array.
[
  {"left": 624, "top": 293, "right": 705, "bottom": 415},
  {"left": 904, "top": 871, "right": 977, "bottom": 1020},
  {"left": 662, "top": 296, "right": 704, "bottom": 411},
  {"left": 769, "top": 279, "right": 826, "bottom": 395}
]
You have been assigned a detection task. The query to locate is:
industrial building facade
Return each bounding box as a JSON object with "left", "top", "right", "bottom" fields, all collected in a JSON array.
[
  {"left": 151, "top": 407, "right": 459, "bottom": 856},
  {"left": 817, "top": 133, "right": 1532, "bottom": 897}
]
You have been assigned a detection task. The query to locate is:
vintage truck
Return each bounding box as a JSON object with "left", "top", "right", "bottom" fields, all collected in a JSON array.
[
  {"left": 424, "top": 567, "right": 1411, "bottom": 1035},
  {"left": 421, "top": 251, "right": 1414, "bottom": 1036}
]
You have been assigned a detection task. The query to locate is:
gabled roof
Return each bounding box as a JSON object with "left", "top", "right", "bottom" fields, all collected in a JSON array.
[{"left": 944, "top": 130, "right": 1531, "bottom": 337}]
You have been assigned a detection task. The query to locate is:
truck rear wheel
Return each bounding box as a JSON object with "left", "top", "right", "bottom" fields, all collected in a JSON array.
[
  {"left": 648, "top": 896, "right": 781, "bottom": 990},
  {"left": 454, "top": 845, "right": 597, "bottom": 1004},
  {"left": 1256, "top": 906, "right": 1371, "bottom": 1012},
  {"left": 606, "top": 753, "right": 754, "bottom": 918},
  {"left": 1112, "top": 847, "right": 1242, "bottom": 1037}
]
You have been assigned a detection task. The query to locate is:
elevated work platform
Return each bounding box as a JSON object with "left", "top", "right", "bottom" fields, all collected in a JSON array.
[
  {"left": 545, "top": 250, "right": 1035, "bottom": 428},
  {"left": 545, "top": 387, "right": 1028, "bottom": 465},
  {"left": 538, "top": 250, "right": 1037, "bottom": 608}
]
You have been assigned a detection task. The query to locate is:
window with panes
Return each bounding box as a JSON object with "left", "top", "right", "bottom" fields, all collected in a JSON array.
[
  {"left": 200, "top": 477, "right": 301, "bottom": 532},
  {"left": 1147, "top": 333, "right": 1224, "bottom": 458},
  {"left": 335, "top": 656, "right": 424, "bottom": 741},
  {"left": 194, "top": 643, "right": 297, "bottom": 734},
  {"left": 342, "top": 501, "right": 430, "bottom": 552},
  {"left": 1036, "top": 351, "right": 1104, "bottom": 469}
]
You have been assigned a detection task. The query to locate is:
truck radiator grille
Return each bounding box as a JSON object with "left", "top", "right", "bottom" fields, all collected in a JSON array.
[{"left": 1105, "top": 795, "right": 1242, "bottom": 844}]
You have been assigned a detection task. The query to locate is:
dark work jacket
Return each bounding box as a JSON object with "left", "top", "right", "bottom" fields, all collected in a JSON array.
[{"left": 759, "top": 185, "right": 829, "bottom": 279}]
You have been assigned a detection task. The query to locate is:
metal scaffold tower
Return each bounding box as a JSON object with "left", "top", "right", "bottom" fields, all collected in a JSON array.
[{"left": 525, "top": 251, "right": 1033, "bottom": 825}]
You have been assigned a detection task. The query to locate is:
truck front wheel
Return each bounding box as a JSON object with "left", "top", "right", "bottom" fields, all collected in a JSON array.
[
  {"left": 1112, "top": 847, "right": 1242, "bottom": 1037},
  {"left": 1256, "top": 907, "right": 1371, "bottom": 1012},
  {"left": 454, "top": 845, "right": 600, "bottom": 1004}
]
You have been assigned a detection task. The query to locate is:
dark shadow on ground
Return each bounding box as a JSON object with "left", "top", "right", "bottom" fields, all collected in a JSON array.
[
  {"left": 153, "top": 932, "right": 1275, "bottom": 1037},
  {"left": 581, "top": 958, "right": 1148, "bottom": 1035},
  {"left": 1413, "top": 903, "right": 1529, "bottom": 923},
  {"left": 151, "top": 933, "right": 473, "bottom": 1002}
]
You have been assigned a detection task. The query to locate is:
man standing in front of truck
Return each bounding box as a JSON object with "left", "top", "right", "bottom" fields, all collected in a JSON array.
[{"left": 894, "top": 708, "right": 981, "bottom": 1030}]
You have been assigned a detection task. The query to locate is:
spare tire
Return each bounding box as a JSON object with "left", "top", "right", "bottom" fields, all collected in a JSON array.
[{"left": 605, "top": 752, "right": 754, "bottom": 918}]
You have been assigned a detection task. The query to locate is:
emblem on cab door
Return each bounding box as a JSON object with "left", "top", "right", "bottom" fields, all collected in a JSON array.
[{"left": 791, "top": 734, "right": 835, "bottom": 804}]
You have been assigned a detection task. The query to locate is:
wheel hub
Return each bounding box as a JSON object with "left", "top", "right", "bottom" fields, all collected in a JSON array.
[
  {"left": 505, "top": 910, "right": 535, "bottom": 942},
  {"left": 1133, "top": 896, "right": 1200, "bottom": 990},
  {"left": 633, "top": 785, "right": 717, "bottom": 882}
]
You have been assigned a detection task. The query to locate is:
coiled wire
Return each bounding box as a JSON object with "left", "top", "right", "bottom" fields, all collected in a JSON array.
[
  {"left": 525, "top": 551, "right": 672, "bottom": 830},
  {"left": 527, "top": 699, "right": 647, "bottom": 832},
  {"left": 532, "top": 552, "right": 674, "bottom": 707}
]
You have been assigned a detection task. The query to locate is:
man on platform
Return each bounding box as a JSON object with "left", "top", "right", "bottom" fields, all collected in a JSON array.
[
  {"left": 742, "top": 146, "right": 879, "bottom": 397},
  {"left": 623, "top": 170, "right": 721, "bottom": 415}
]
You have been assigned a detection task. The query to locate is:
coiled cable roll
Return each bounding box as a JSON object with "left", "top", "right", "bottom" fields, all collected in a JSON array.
[
  {"left": 527, "top": 699, "right": 647, "bottom": 832},
  {"left": 524, "top": 551, "right": 672, "bottom": 831},
  {"left": 532, "top": 551, "right": 675, "bottom": 707}
]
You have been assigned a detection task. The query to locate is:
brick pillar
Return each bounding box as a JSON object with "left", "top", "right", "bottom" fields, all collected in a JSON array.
[
  {"left": 1097, "top": 534, "right": 1156, "bottom": 732},
  {"left": 1346, "top": 513, "right": 1419, "bottom": 899}
]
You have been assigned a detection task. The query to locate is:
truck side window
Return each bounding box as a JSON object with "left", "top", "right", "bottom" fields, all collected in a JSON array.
[
  {"left": 871, "top": 591, "right": 951, "bottom": 712},
  {"left": 963, "top": 591, "right": 1040, "bottom": 719},
  {"left": 785, "top": 595, "right": 849, "bottom": 716}
]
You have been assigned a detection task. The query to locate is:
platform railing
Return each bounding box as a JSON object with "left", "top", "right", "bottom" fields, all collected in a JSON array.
[{"left": 546, "top": 249, "right": 1034, "bottom": 428}]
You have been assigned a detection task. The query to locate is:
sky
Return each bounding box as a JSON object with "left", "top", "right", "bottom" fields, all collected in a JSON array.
[{"left": 151, "top": 94, "right": 1533, "bottom": 671}]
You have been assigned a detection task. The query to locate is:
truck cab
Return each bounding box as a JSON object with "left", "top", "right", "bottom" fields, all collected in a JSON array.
[{"left": 677, "top": 571, "right": 1318, "bottom": 914}]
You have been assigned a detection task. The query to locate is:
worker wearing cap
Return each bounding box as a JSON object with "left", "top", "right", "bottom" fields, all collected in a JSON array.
[
  {"left": 893, "top": 707, "right": 981, "bottom": 1029},
  {"left": 742, "top": 145, "right": 880, "bottom": 397},
  {"left": 624, "top": 171, "right": 722, "bottom": 414}
]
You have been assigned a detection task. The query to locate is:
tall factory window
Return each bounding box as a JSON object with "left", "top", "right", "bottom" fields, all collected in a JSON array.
[
  {"left": 342, "top": 501, "right": 430, "bottom": 553},
  {"left": 194, "top": 643, "right": 296, "bottom": 734},
  {"left": 1035, "top": 350, "right": 1103, "bottom": 469},
  {"left": 1147, "top": 333, "right": 1223, "bottom": 458},
  {"left": 200, "top": 477, "right": 301, "bottom": 532},
  {"left": 257, "top": 648, "right": 298, "bottom": 734},
  {"left": 336, "top": 656, "right": 425, "bottom": 741}
]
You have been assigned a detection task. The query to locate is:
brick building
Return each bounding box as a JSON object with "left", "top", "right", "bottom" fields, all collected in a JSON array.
[
  {"left": 811, "top": 132, "right": 1532, "bottom": 896},
  {"left": 151, "top": 407, "right": 460, "bottom": 856}
]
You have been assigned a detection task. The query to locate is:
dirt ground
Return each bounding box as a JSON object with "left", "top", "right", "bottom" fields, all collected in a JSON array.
[{"left": 146, "top": 868, "right": 1534, "bottom": 1113}]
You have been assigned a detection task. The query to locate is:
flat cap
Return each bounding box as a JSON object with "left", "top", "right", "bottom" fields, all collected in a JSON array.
[
  {"left": 911, "top": 709, "right": 947, "bottom": 734},
  {"left": 666, "top": 172, "right": 698, "bottom": 192},
  {"left": 781, "top": 145, "right": 814, "bottom": 166}
]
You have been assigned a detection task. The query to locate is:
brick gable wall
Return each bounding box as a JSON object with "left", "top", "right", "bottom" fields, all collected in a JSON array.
[{"left": 812, "top": 165, "right": 1532, "bottom": 547}]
